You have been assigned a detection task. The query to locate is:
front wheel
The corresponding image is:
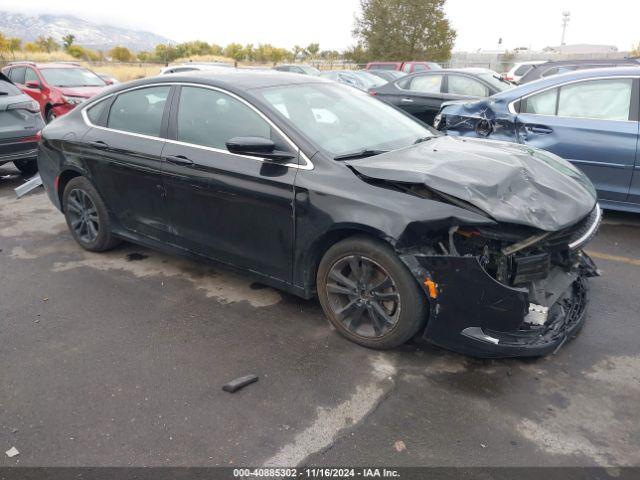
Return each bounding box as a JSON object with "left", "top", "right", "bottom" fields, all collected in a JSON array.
[
  {"left": 317, "top": 236, "right": 428, "bottom": 350},
  {"left": 62, "top": 176, "right": 120, "bottom": 252}
]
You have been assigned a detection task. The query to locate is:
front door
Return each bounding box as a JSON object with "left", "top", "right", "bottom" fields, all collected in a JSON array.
[
  {"left": 81, "top": 85, "right": 172, "bottom": 239},
  {"left": 516, "top": 78, "right": 639, "bottom": 202},
  {"left": 161, "top": 85, "right": 297, "bottom": 282}
]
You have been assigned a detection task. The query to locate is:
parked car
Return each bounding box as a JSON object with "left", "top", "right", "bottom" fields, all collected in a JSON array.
[
  {"left": 365, "top": 61, "right": 441, "bottom": 73},
  {"left": 38, "top": 70, "right": 600, "bottom": 358},
  {"left": 366, "top": 70, "right": 407, "bottom": 83},
  {"left": 502, "top": 60, "right": 547, "bottom": 83},
  {"left": 0, "top": 72, "right": 44, "bottom": 176},
  {"left": 436, "top": 68, "right": 640, "bottom": 213},
  {"left": 160, "top": 62, "right": 234, "bottom": 74},
  {"left": 319, "top": 70, "right": 387, "bottom": 91},
  {"left": 1, "top": 62, "right": 109, "bottom": 123},
  {"left": 273, "top": 64, "right": 320, "bottom": 75},
  {"left": 370, "top": 68, "right": 513, "bottom": 125},
  {"left": 518, "top": 58, "right": 640, "bottom": 84}
]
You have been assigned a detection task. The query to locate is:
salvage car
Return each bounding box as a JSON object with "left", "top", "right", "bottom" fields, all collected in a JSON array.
[
  {"left": 1, "top": 62, "right": 109, "bottom": 123},
  {"left": 37, "top": 70, "right": 601, "bottom": 357},
  {"left": 517, "top": 58, "right": 640, "bottom": 84},
  {"left": 370, "top": 68, "right": 513, "bottom": 125},
  {"left": 0, "top": 72, "right": 45, "bottom": 177},
  {"left": 436, "top": 68, "right": 640, "bottom": 213}
]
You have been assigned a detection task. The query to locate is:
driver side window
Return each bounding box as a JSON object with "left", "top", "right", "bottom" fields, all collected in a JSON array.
[{"left": 176, "top": 86, "right": 272, "bottom": 151}]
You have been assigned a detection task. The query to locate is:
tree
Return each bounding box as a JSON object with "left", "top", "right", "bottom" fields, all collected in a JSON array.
[
  {"left": 631, "top": 42, "right": 640, "bottom": 57},
  {"left": 109, "top": 46, "right": 134, "bottom": 62},
  {"left": 306, "top": 42, "right": 320, "bottom": 58},
  {"left": 209, "top": 43, "right": 224, "bottom": 56},
  {"left": 354, "top": 0, "right": 456, "bottom": 62},
  {"left": 66, "top": 44, "right": 87, "bottom": 59},
  {"left": 62, "top": 34, "right": 75, "bottom": 49},
  {"left": 36, "top": 36, "right": 60, "bottom": 53},
  {"left": 291, "top": 45, "right": 304, "bottom": 62},
  {"left": 154, "top": 44, "right": 178, "bottom": 64},
  {"left": 223, "top": 43, "right": 245, "bottom": 62}
]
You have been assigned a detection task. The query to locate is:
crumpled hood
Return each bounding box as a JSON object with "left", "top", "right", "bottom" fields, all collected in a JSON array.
[
  {"left": 58, "top": 86, "right": 107, "bottom": 98},
  {"left": 347, "top": 136, "right": 597, "bottom": 231}
]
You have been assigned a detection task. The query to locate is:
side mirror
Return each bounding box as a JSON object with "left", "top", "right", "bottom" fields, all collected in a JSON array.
[
  {"left": 225, "top": 136, "right": 296, "bottom": 162},
  {"left": 26, "top": 81, "right": 41, "bottom": 89}
]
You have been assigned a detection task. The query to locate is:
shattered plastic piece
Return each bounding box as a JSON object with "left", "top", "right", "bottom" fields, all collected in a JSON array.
[
  {"left": 222, "top": 374, "right": 259, "bottom": 393},
  {"left": 14, "top": 174, "right": 43, "bottom": 198},
  {"left": 5, "top": 447, "right": 19, "bottom": 458}
]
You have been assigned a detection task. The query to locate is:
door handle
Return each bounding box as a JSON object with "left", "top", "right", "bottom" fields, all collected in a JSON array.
[
  {"left": 401, "top": 98, "right": 414, "bottom": 103},
  {"left": 164, "top": 154, "right": 194, "bottom": 166},
  {"left": 526, "top": 125, "right": 553, "bottom": 134},
  {"left": 90, "top": 140, "right": 109, "bottom": 150}
]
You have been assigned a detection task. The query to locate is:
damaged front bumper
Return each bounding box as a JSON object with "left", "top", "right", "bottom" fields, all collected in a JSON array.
[{"left": 402, "top": 252, "right": 598, "bottom": 358}]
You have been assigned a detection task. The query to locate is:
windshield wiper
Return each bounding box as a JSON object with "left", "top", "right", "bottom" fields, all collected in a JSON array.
[
  {"left": 413, "top": 136, "right": 434, "bottom": 144},
  {"left": 333, "top": 149, "right": 388, "bottom": 161}
]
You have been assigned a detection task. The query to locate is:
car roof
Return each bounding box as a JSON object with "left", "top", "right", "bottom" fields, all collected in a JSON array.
[
  {"left": 125, "top": 69, "right": 330, "bottom": 92},
  {"left": 493, "top": 66, "right": 640, "bottom": 100}
]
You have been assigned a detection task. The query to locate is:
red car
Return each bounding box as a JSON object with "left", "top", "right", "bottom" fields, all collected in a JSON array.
[
  {"left": 365, "top": 61, "right": 442, "bottom": 73},
  {"left": 1, "top": 62, "right": 111, "bottom": 123}
]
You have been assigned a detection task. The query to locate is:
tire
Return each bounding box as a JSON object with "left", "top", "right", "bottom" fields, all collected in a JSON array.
[
  {"left": 45, "top": 108, "right": 57, "bottom": 123},
  {"left": 62, "top": 176, "right": 120, "bottom": 252},
  {"left": 317, "top": 235, "right": 428, "bottom": 350},
  {"left": 13, "top": 158, "right": 38, "bottom": 177}
]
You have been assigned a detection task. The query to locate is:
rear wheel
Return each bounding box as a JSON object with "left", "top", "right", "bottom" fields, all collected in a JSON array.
[
  {"left": 317, "top": 236, "right": 427, "bottom": 349},
  {"left": 62, "top": 176, "right": 120, "bottom": 252},
  {"left": 13, "top": 158, "right": 38, "bottom": 177}
]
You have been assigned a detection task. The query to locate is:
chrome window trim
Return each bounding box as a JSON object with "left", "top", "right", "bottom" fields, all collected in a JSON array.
[
  {"left": 507, "top": 75, "right": 640, "bottom": 121},
  {"left": 81, "top": 81, "right": 314, "bottom": 170}
]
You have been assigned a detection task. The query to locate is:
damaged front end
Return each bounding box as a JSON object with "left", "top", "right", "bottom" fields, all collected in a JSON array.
[{"left": 400, "top": 204, "right": 601, "bottom": 358}]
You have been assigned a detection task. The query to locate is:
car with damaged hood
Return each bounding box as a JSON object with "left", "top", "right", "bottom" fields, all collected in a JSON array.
[
  {"left": 37, "top": 70, "right": 601, "bottom": 358},
  {"left": 435, "top": 67, "right": 640, "bottom": 213}
]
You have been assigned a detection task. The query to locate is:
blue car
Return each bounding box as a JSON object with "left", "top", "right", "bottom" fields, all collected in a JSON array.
[{"left": 436, "top": 67, "right": 640, "bottom": 213}]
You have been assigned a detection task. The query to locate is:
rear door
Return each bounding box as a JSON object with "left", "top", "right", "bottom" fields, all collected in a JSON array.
[
  {"left": 380, "top": 73, "right": 445, "bottom": 124},
  {"left": 81, "top": 85, "right": 173, "bottom": 239},
  {"left": 23, "top": 67, "right": 46, "bottom": 111},
  {"left": 161, "top": 85, "right": 298, "bottom": 281},
  {"left": 515, "top": 77, "right": 639, "bottom": 202}
]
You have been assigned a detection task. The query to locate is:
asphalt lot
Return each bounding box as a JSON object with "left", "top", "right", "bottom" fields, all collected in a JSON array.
[{"left": 0, "top": 164, "right": 639, "bottom": 468}]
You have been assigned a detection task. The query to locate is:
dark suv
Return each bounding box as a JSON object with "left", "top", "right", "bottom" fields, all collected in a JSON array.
[
  {"left": 1, "top": 62, "right": 109, "bottom": 123},
  {"left": 0, "top": 72, "right": 44, "bottom": 176}
]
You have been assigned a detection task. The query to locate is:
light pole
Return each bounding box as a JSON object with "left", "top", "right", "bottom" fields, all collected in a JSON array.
[{"left": 561, "top": 11, "right": 571, "bottom": 46}]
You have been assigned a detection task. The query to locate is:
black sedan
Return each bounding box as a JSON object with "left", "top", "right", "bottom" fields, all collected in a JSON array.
[
  {"left": 370, "top": 68, "right": 513, "bottom": 125},
  {"left": 38, "top": 70, "right": 600, "bottom": 358}
]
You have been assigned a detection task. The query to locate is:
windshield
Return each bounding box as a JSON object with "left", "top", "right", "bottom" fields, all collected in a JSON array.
[
  {"left": 352, "top": 71, "right": 387, "bottom": 88},
  {"left": 257, "top": 83, "right": 434, "bottom": 156},
  {"left": 40, "top": 68, "right": 106, "bottom": 87},
  {"left": 299, "top": 65, "right": 321, "bottom": 75},
  {"left": 477, "top": 72, "right": 513, "bottom": 92}
]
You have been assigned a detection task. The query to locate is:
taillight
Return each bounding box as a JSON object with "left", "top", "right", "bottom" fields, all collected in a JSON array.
[{"left": 7, "top": 100, "right": 40, "bottom": 113}]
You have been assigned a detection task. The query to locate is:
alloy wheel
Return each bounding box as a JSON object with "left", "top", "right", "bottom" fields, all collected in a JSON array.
[
  {"left": 66, "top": 189, "right": 100, "bottom": 244},
  {"left": 325, "top": 255, "right": 401, "bottom": 338}
]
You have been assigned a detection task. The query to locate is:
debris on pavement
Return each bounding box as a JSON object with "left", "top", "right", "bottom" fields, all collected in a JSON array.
[
  {"left": 5, "top": 446, "right": 19, "bottom": 458},
  {"left": 14, "top": 174, "right": 43, "bottom": 198},
  {"left": 222, "top": 374, "right": 259, "bottom": 393},
  {"left": 394, "top": 440, "right": 406, "bottom": 452}
]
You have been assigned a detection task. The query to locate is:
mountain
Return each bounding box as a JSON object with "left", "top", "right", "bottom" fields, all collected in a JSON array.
[{"left": 0, "top": 11, "right": 174, "bottom": 52}]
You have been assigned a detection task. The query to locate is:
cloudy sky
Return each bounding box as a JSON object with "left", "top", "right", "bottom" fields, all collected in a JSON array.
[{"left": 3, "top": 0, "right": 639, "bottom": 52}]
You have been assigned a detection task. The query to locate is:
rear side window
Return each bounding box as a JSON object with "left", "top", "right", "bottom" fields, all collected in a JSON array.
[
  {"left": 522, "top": 88, "right": 558, "bottom": 115},
  {"left": 107, "top": 86, "right": 170, "bottom": 137},
  {"left": 176, "top": 86, "right": 271, "bottom": 151},
  {"left": 447, "top": 75, "right": 489, "bottom": 97},
  {"left": 557, "top": 79, "right": 633, "bottom": 121},
  {"left": 9, "top": 67, "right": 26, "bottom": 84},
  {"left": 404, "top": 74, "right": 442, "bottom": 93},
  {"left": 87, "top": 100, "right": 108, "bottom": 124}
]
